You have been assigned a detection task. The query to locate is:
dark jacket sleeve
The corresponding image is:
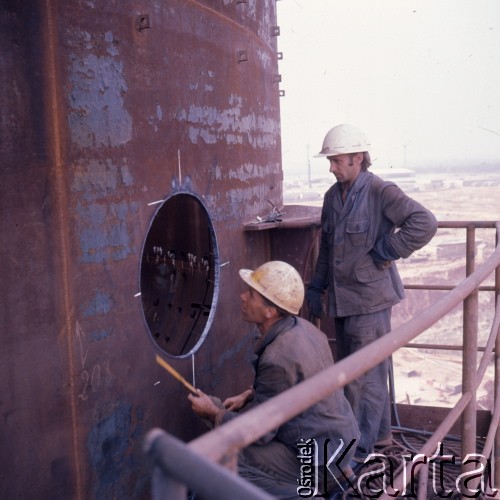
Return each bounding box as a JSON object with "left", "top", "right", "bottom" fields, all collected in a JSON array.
[
  {"left": 311, "top": 190, "right": 333, "bottom": 287},
  {"left": 380, "top": 184, "right": 438, "bottom": 259}
]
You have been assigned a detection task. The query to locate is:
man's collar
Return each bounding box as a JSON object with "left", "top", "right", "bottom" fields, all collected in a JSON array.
[{"left": 254, "top": 316, "right": 295, "bottom": 356}]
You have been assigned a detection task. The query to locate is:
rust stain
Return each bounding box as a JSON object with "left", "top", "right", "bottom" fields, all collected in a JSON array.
[
  {"left": 43, "top": 1, "right": 83, "bottom": 498},
  {"left": 184, "top": 0, "right": 276, "bottom": 53},
  {"left": 0, "top": 0, "right": 282, "bottom": 496}
]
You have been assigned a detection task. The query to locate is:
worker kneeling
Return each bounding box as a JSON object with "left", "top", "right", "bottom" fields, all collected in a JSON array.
[{"left": 188, "top": 261, "right": 360, "bottom": 499}]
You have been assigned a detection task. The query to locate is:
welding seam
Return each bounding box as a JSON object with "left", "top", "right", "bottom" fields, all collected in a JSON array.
[
  {"left": 183, "top": 0, "right": 277, "bottom": 55},
  {"left": 44, "top": 1, "right": 83, "bottom": 498}
]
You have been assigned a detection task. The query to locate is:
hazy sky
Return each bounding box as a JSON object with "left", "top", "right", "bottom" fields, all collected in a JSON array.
[{"left": 276, "top": 0, "right": 500, "bottom": 175}]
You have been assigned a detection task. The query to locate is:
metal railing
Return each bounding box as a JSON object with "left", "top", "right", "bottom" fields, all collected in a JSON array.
[{"left": 144, "top": 221, "right": 500, "bottom": 499}]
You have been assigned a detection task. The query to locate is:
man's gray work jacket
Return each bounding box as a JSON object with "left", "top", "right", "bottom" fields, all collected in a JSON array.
[
  {"left": 220, "top": 316, "right": 360, "bottom": 465},
  {"left": 314, "top": 170, "right": 438, "bottom": 317}
]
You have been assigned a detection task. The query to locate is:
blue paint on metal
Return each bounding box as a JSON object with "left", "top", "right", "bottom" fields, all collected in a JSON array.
[
  {"left": 68, "top": 50, "right": 132, "bottom": 148},
  {"left": 75, "top": 200, "right": 136, "bottom": 263},
  {"left": 156, "top": 104, "right": 163, "bottom": 121},
  {"left": 72, "top": 159, "right": 134, "bottom": 202},
  {"left": 71, "top": 159, "right": 137, "bottom": 261},
  {"left": 89, "top": 329, "right": 112, "bottom": 342},
  {"left": 87, "top": 402, "right": 147, "bottom": 499},
  {"left": 181, "top": 102, "right": 279, "bottom": 148},
  {"left": 78, "top": 221, "right": 133, "bottom": 263},
  {"left": 120, "top": 165, "right": 134, "bottom": 187},
  {"left": 83, "top": 291, "right": 112, "bottom": 317}
]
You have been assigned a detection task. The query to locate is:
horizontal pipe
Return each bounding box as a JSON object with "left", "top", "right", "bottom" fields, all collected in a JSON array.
[
  {"left": 437, "top": 221, "right": 498, "bottom": 229},
  {"left": 188, "top": 243, "right": 500, "bottom": 462},
  {"left": 332, "top": 338, "right": 495, "bottom": 353},
  {"left": 405, "top": 284, "right": 496, "bottom": 292},
  {"left": 404, "top": 342, "right": 494, "bottom": 352}
]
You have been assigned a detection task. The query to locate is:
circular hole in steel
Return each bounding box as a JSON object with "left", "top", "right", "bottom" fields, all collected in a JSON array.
[{"left": 140, "top": 192, "right": 219, "bottom": 357}]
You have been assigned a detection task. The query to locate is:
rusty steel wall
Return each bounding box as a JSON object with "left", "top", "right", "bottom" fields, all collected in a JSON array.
[{"left": 0, "top": 1, "right": 283, "bottom": 498}]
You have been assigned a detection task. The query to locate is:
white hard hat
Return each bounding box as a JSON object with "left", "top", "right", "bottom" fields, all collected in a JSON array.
[
  {"left": 315, "top": 123, "right": 370, "bottom": 158},
  {"left": 239, "top": 261, "right": 304, "bottom": 315}
]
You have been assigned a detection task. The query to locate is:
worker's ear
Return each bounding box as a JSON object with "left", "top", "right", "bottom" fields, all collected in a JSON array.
[
  {"left": 264, "top": 306, "right": 277, "bottom": 319},
  {"left": 353, "top": 152, "right": 363, "bottom": 164}
]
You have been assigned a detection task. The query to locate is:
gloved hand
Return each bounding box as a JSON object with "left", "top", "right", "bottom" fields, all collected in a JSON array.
[
  {"left": 369, "top": 250, "right": 391, "bottom": 270},
  {"left": 306, "top": 276, "right": 325, "bottom": 318}
]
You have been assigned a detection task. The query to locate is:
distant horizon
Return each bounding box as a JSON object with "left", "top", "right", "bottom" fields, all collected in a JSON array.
[{"left": 283, "top": 159, "right": 500, "bottom": 178}]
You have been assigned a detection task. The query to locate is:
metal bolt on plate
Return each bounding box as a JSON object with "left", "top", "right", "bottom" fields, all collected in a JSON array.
[{"left": 136, "top": 14, "right": 151, "bottom": 31}]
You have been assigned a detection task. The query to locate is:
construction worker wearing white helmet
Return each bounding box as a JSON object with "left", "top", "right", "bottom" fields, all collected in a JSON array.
[
  {"left": 306, "top": 124, "right": 438, "bottom": 470},
  {"left": 189, "top": 261, "right": 360, "bottom": 499}
]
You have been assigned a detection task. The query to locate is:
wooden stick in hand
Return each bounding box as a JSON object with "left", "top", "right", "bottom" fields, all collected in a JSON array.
[{"left": 155, "top": 354, "right": 198, "bottom": 395}]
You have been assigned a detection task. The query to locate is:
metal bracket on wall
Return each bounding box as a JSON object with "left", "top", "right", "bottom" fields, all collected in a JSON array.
[
  {"left": 237, "top": 50, "right": 248, "bottom": 63},
  {"left": 136, "top": 14, "right": 151, "bottom": 31}
]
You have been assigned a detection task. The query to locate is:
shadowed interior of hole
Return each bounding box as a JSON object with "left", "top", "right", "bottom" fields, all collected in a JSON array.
[{"left": 140, "top": 193, "right": 218, "bottom": 357}]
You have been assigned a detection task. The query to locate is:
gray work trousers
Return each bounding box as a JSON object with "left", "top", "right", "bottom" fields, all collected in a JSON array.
[{"left": 334, "top": 308, "right": 392, "bottom": 461}]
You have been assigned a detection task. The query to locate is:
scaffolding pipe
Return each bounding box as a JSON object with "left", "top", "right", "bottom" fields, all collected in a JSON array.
[
  {"left": 188, "top": 243, "right": 500, "bottom": 463},
  {"left": 151, "top": 466, "right": 186, "bottom": 500},
  {"left": 461, "top": 227, "right": 479, "bottom": 495},
  {"left": 143, "top": 429, "right": 275, "bottom": 500},
  {"left": 476, "top": 296, "right": 500, "bottom": 385},
  {"left": 405, "top": 342, "right": 493, "bottom": 352},
  {"left": 416, "top": 462, "right": 429, "bottom": 500},
  {"left": 438, "top": 221, "right": 497, "bottom": 229},
  {"left": 481, "top": 389, "right": 500, "bottom": 461},
  {"left": 406, "top": 284, "right": 496, "bottom": 292},
  {"left": 495, "top": 222, "right": 500, "bottom": 487}
]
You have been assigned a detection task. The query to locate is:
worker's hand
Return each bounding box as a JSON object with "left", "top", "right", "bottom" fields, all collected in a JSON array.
[
  {"left": 306, "top": 288, "right": 323, "bottom": 318},
  {"left": 188, "top": 389, "right": 222, "bottom": 420},
  {"left": 306, "top": 292, "right": 323, "bottom": 318},
  {"left": 370, "top": 235, "right": 400, "bottom": 270},
  {"left": 223, "top": 388, "right": 253, "bottom": 411},
  {"left": 306, "top": 276, "right": 325, "bottom": 318},
  {"left": 369, "top": 250, "right": 392, "bottom": 270}
]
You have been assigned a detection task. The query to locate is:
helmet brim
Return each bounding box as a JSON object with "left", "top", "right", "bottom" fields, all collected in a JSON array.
[
  {"left": 314, "top": 146, "right": 369, "bottom": 158},
  {"left": 239, "top": 269, "right": 254, "bottom": 289},
  {"left": 238, "top": 267, "right": 302, "bottom": 315}
]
